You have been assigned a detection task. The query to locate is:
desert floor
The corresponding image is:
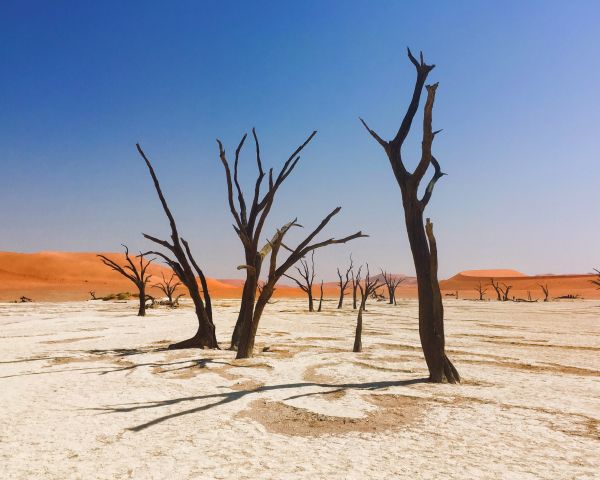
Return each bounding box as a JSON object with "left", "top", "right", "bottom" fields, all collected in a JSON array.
[{"left": 1, "top": 299, "right": 599, "bottom": 479}]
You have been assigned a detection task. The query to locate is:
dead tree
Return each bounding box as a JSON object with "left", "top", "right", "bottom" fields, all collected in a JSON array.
[
  {"left": 136, "top": 144, "right": 218, "bottom": 349},
  {"left": 98, "top": 246, "right": 153, "bottom": 316},
  {"left": 491, "top": 281, "right": 512, "bottom": 301},
  {"left": 490, "top": 278, "right": 512, "bottom": 301},
  {"left": 474, "top": 281, "right": 487, "bottom": 301},
  {"left": 337, "top": 256, "right": 354, "bottom": 309},
  {"left": 89, "top": 291, "right": 98, "bottom": 300},
  {"left": 154, "top": 272, "right": 183, "bottom": 307},
  {"left": 539, "top": 283, "right": 550, "bottom": 302},
  {"left": 353, "top": 265, "right": 383, "bottom": 352},
  {"left": 317, "top": 281, "right": 324, "bottom": 312},
  {"left": 351, "top": 264, "right": 363, "bottom": 309},
  {"left": 380, "top": 269, "right": 405, "bottom": 305},
  {"left": 360, "top": 49, "right": 459, "bottom": 382},
  {"left": 591, "top": 269, "right": 600, "bottom": 289},
  {"left": 283, "top": 251, "right": 316, "bottom": 311},
  {"left": 218, "top": 129, "right": 366, "bottom": 358}
]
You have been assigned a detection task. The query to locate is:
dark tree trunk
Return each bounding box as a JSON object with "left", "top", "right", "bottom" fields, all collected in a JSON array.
[
  {"left": 138, "top": 287, "right": 146, "bottom": 316},
  {"left": 337, "top": 291, "right": 344, "bottom": 309},
  {"left": 353, "top": 304, "right": 363, "bottom": 352},
  {"left": 308, "top": 291, "right": 314, "bottom": 312},
  {"left": 318, "top": 281, "right": 323, "bottom": 312}
]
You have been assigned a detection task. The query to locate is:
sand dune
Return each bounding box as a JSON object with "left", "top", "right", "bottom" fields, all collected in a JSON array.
[
  {"left": 441, "top": 271, "right": 599, "bottom": 300},
  {"left": 1, "top": 251, "right": 598, "bottom": 302}
]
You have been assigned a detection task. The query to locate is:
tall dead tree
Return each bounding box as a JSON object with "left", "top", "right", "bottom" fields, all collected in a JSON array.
[
  {"left": 219, "top": 129, "right": 366, "bottom": 358},
  {"left": 351, "top": 264, "right": 363, "bottom": 309},
  {"left": 283, "top": 251, "right": 316, "bottom": 311},
  {"left": 154, "top": 272, "right": 184, "bottom": 306},
  {"left": 98, "top": 246, "right": 153, "bottom": 317},
  {"left": 360, "top": 49, "right": 459, "bottom": 382},
  {"left": 337, "top": 256, "right": 354, "bottom": 309},
  {"left": 353, "top": 265, "right": 383, "bottom": 353},
  {"left": 474, "top": 281, "right": 488, "bottom": 301},
  {"left": 380, "top": 269, "right": 405, "bottom": 305},
  {"left": 539, "top": 283, "right": 550, "bottom": 302},
  {"left": 317, "top": 280, "right": 324, "bottom": 312},
  {"left": 136, "top": 144, "right": 218, "bottom": 350}
]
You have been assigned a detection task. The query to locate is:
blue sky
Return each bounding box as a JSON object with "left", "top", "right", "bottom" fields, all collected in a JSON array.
[{"left": 1, "top": 0, "right": 599, "bottom": 278}]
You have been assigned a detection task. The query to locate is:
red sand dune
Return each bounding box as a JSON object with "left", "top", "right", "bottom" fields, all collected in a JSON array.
[
  {"left": 1, "top": 252, "right": 597, "bottom": 302},
  {"left": 0, "top": 251, "right": 316, "bottom": 301},
  {"left": 440, "top": 270, "right": 599, "bottom": 300}
]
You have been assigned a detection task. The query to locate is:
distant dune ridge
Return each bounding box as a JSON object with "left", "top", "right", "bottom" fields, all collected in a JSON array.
[{"left": 0, "top": 251, "right": 597, "bottom": 301}]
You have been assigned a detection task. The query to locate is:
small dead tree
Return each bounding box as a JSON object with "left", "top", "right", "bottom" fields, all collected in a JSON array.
[
  {"left": 98, "top": 246, "right": 153, "bottom": 316},
  {"left": 591, "top": 269, "right": 600, "bottom": 289},
  {"left": 317, "top": 280, "right": 324, "bottom": 312},
  {"left": 219, "top": 129, "right": 366, "bottom": 358},
  {"left": 89, "top": 291, "right": 98, "bottom": 300},
  {"left": 474, "top": 281, "right": 487, "bottom": 301},
  {"left": 353, "top": 265, "right": 383, "bottom": 353},
  {"left": 351, "top": 264, "right": 363, "bottom": 309},
  {"left": 154, "top": 272, "right": 184, "bottom": 307},
  {"left": 380, "top": 269, "right": 405, "bottom": 305},
  {"left": 137, "top": 144, "right": 218, "bottom": 349},
  {"left": 539, "top": 283, "right": 550, "bottom": 302},
  {"left": 283, "top": 251, "right": 316, "bottom": 311},
  {"left": 360, "top": 49, "right": 459, "bottom": 382},
  {"left": 489, "top": 278, "right": 512, "bottom": 301},
  {"left": 337, "top": 256, "right": 354, "bottom": 309}
]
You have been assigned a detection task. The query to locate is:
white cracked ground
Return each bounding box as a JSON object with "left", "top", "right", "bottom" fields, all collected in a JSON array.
[{"left": 1, "top": 298, "right": 598, "bottom": 479}]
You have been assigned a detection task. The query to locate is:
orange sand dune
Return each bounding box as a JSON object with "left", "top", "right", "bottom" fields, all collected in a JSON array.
[
  {"left": 458, "top": 269, "right": 526, "bottom": 278},
  {"left": 441, "top": 270, "right": 599, "bottom": 300},
  {"left": 1, "top": 252, "right": 597, "bottom": 302},
  {"left": 0, "top": 251, "right": 240, "bottom": 302}
]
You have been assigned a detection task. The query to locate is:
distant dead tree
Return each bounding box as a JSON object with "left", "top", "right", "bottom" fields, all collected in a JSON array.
[
  {"left": 351, "top": 264, "right": 363, "bottom": 309},
  {"left": 283, "top": 251, "right": 316, "bottom": 311},
  {"left": 353, "top": 265, "right": 383, "bottom": 353},
  {"left": 89, "top": 291, "right": 98, "bottom": 300},
  {"left": 474, "top": 281, "right": 487, "bottom": 301},
  {"left": 18, "top": 296, "right": 33, "bottom": 303},
  {"left": 218, "top": 129, "right": 366, "bottom": 358},
  {"left": 380, "top": 269, "right": 405, "bottom": 305},
  {"left": 360, "top": 49, "right": 459, "bottom": 382},
  {"left": 137, "top": 144, "right": 218, "bottom": 350},
  {"left": 154, "top": 272, "right": 184, "bottom": 307},
  {"left": 539, "top": 283, "right": 550, "bottom": 302},
  {"left": 337, "top": 255, "right": 354, "bottom": 309},
  {"left": 489, "top": 278, "right": 512, "bottom": 301},
  {"left": 591, "top": 269, "right": 600, "bottom": 289},
  {"left": 98, "top": 245, "right": 153, "bottom": 316},
  {"left": 317, "top": 281, "right": 324, "bottom": 312}
]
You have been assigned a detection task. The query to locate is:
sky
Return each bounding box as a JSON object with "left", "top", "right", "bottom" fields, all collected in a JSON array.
[{"left": 1, "top": 0, "right": 599, "bottom": 279}]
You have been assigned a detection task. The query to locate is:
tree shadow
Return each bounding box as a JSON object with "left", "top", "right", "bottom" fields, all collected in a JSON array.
[{"left": 90, "top": 377, "right": 428, "bottom": 432}]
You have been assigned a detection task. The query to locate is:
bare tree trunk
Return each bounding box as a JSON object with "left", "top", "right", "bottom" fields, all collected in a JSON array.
[
  {"left": 318, "top": 281, "right": 323, "bottom": 312},
  {"left": 138, "top": 287, "right": 146, "bottom": 316},
  {"left": 308, "top": 291, "right": 314, "bottom": 312},
  {"left": 353, "top": 304, "right": 363, "bottom": 352}
]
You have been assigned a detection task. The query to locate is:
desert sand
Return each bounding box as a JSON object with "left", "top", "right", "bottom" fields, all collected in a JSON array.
[
  {"left": 1, "top": 298, "right": 598, "bottom": 479},
  {"left": 1, "top": 252, "right": 598, "bottom": 302}
]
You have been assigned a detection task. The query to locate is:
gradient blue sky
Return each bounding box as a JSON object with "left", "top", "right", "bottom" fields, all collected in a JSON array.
[{"left": 1, "top": 0, "right": 599, "bottom": 279}]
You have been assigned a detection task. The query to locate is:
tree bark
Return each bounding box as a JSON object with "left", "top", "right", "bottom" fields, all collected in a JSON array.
[
  {"left": 353, "top": 304, "right": 363, "bottom": 352},
  {"left": 138, "top": 287, "right": 146, "bottom": 317}
]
